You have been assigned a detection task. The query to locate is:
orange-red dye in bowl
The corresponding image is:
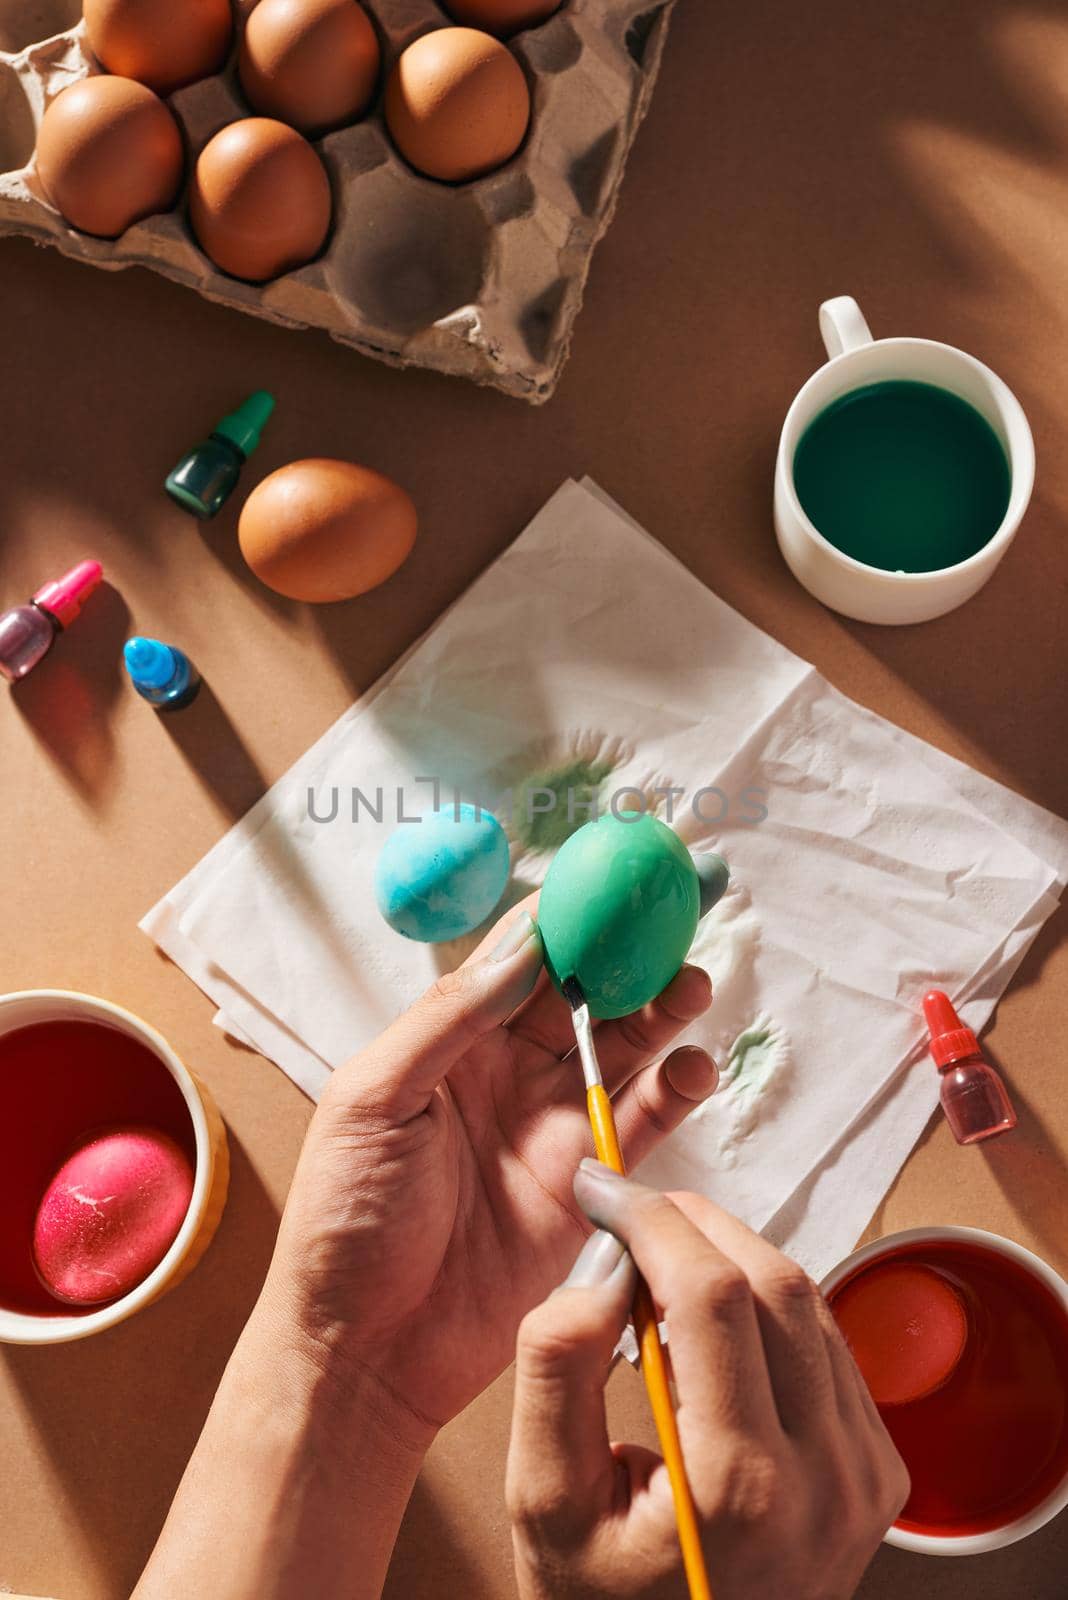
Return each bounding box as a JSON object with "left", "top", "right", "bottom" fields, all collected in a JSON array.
[
  {"left": 828, "top": 1240, "right": 1068, "bottom": 1536},
  {"left": 0, "top": 1020, "right": 196, "bottom": 1316}
]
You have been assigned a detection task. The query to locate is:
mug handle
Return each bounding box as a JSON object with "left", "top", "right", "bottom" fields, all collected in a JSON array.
[{"left": 819, "top": 296, "right": 873, "bottom": 359}]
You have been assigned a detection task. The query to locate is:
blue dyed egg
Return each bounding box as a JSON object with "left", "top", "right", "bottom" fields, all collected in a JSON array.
[{"left": 374, "top": 804, "right": 511, "bottom": 943}]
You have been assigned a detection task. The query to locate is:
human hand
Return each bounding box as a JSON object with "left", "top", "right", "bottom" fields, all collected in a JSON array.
[
  {"left": 506, "top": 1162, "right": 910, "bottom": 1600},
  {"left": 258, "top": 898, "right": 718, "bottom": 1451}
]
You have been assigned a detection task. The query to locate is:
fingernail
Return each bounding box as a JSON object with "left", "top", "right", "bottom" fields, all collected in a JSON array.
[
  {"left": 603, "top": 1248, "right": 638, "bottom": 1298},
  {"left": 574, "top": 1159, "right": 640, "bottom": 1234},
  {"left": 578, "top": 1157, "right": 626, "bottom": 1185},
  {"left": 665, "top": 1045, "right": 720, "bottom": 1102},
  {"left": 664, "top": 963, "right": 713, "bottom": 1019},
  {"left": 559, "top": 1228, "right": 625, "bottom": 1290},
  {"left": 490, "top": 910, "right": 539, "bottom": 963}
]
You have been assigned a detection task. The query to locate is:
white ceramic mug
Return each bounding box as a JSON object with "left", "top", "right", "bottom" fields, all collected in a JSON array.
[
  {"left": 821, "top": 1225, "right": 1068, "bottom": 1555},
  {"left": 774, "top": 298, "right": 1035, "bottom": 624},
  {"left": 0, "top": 990, "right": 229, "bottom": 1345}
]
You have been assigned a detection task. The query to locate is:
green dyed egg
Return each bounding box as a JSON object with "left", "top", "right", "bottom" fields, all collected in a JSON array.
[{"left": 538, "top": 812, "right": 701, "bottom": 1019}]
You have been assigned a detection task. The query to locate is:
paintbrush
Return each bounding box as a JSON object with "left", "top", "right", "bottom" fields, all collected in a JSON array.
[{"left": 563, "top": 977, "right": 713, "bottom": 1600}]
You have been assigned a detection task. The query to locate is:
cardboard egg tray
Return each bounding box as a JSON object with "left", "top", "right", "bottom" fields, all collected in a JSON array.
[{"left": 0, "top": 0, "right": 676, "bottom": 401}]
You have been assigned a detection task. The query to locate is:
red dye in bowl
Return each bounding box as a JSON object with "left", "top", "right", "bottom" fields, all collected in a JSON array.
[
  {"left": 828, "top": 1240, "right": 1068, "bottom": 1536},
  {"left": 0, "top": 1020, "right": 196, "bottom": 1316}
]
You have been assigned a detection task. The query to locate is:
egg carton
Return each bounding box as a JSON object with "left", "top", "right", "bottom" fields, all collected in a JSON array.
[{"left": 0, "top": 0, "right": 675, "bottom": 402}]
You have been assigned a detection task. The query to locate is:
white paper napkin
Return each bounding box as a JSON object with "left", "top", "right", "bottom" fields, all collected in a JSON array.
[{"left": 142, "top": 480, "right": 1068, "bottom": 1276}]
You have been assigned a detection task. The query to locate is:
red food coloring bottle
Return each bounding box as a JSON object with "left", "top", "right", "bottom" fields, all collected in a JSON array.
[{"left": 923, "top": 990, "right": 1017, "bottom": 1145}]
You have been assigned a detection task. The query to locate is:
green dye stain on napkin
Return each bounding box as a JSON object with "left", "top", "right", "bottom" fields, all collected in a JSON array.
[
  {"left": 724, "top": 1023, "right": 782, "bottom": 1095},
  {"left": 513, "top": 756, "right": 616, "bottom": 852}
]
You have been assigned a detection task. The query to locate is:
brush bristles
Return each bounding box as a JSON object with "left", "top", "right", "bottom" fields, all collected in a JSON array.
[
  {"left": 563, "top": 981, "right": 602, "bottom": 1091},
  {"left": 561, "top": 976, "right": 585, "bottom": 1009}
]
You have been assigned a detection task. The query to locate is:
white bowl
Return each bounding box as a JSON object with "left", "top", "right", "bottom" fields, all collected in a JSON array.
[
  {"left": 0, "top": 988, "right": 228, "bottom": 1345},
  {"left": 821, "top": 1225, "right": 1068, "bottom": 1555}
]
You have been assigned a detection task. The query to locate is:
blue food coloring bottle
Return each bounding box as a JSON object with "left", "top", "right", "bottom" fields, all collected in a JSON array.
[{"left": 123, "top": 636, "right": 201, "bottom": 711}]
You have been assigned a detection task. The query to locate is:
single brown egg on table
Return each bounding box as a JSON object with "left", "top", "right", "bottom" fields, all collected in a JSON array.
[
  {"left": 385, "top": 27, "right": 530, "bottom": 182},
  {"left": 239, "top": 459, "right": 418, "bottom": 602},
  {"left": 189, "top": 118, "right": 332, "bottom": 282},
  {"left": 35, "top": 76, "right": 183, "bottom": 238},
  {"left": 239, "top": 0, "right": 380, "bottom": 137},
  {"left": 443, "top": 0, "right": 561, "bottom": 35},
  {"left": 83, "top": 0, "right": 233, "bottom": 96}
]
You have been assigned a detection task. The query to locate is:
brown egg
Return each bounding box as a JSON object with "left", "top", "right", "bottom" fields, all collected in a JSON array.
[
  {"left": 239, "top": 459, "right": 418, "bottom": 601},
  {"left": 84, "top": 0, "right": 233, "bottom": 96},
  {"left": 239, "top": 0, "right": 380, "bottom": 137},
  {"left": 35, "top": 76, "right": 183, "bottom": 238},
  {"left": 189, "top": 118, "right": 332, "bottom": 281},
  {"left": 443, "top": 0, "right": 561, "bottom": 35},
  {"left": 385, "top": 27, "right": 530, "bottom": 183}
]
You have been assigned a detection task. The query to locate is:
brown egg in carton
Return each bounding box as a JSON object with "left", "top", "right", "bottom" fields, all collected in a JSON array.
[{"left": 0, "top": 0, "right": 676, "bottom": 402}]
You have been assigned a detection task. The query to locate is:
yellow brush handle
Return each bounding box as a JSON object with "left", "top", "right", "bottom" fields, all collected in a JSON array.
[{"left": 586, "top": 1085, "right": 713, "bottom": 1600}]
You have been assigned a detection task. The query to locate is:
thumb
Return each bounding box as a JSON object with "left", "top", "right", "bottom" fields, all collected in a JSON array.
[
  {"left": 506, "top": 1231, "right": 637, "bottom": 1540},
  {"left": 338, "top": 908, "right": 543, "bottom": 1118}
]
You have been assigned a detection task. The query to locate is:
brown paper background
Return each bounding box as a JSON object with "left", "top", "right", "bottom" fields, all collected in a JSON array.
[{"left": 1, "top": 1, "right": 1066, "bottom": 1594}]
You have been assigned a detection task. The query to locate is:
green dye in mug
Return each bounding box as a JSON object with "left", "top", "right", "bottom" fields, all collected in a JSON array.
[{"left": 793, "top": 380, "right": 1011, "bottom": 574}]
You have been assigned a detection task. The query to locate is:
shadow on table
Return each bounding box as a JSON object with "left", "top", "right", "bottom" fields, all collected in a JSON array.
[
  {"left": 978, "top": 1055, "right": 1068, "bottom": 1270},
  {"left": 775, "top": 0, "right": 1068, "bottom": 818},
  {"left": 385, "top": 1478, "right": 498, "bottom": 1600},
  {"left": 858, "top": 1508, "right": 1068, "bottom": 1599},
  {"left": 1, "top": 1131, "right": 279, "bottom": 1597},
  {"left": 157, "top": 675, "right": 380, "bottom": 1012},
  {"left": 189, "top": 505, "right": 304, "bottom": 631},
  {"left": 839, "top": 577, "right": 1068, "bottom": 819},
  {"left": 974, "top": 911, "right": 1068, "bottom": 1265},
  {"left": 9, "top": 581, "right": 129, "bottom": 807},
  {"left": 160, "top": 677, "right": 269, "bottom": 822}
]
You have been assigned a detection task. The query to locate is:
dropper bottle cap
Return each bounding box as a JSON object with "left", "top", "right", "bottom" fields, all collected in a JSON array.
[
  {"left": 124, "top": 636, "right": 178, "bottom": 689},
  {"left": 32, "top": 560, "right": 103, "bottom": 628},
  {"left": 923, "top": 990, "right": 980, "bottom": 1068},
  {"left": 212, "top": 391, "right": 275, "bottom": 459}
]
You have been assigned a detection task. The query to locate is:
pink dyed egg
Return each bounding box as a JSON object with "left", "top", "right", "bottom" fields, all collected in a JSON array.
[{"left": 32, "top": 1125, "right": 194, "bottom": 1306}]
